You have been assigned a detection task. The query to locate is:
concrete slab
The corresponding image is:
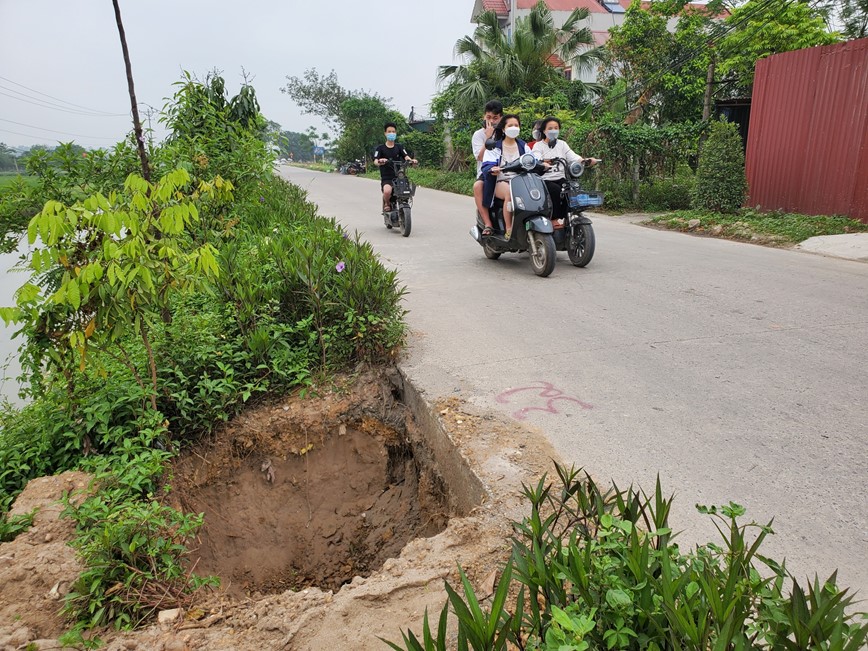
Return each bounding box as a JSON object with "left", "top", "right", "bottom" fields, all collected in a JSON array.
[{"left": 797, "top": 232, "right": 868, "bottom": 263}]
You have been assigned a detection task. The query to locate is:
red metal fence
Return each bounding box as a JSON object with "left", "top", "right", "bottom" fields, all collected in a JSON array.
[{"left": 745, "top": 39, "right": 868, "bottom": 223}]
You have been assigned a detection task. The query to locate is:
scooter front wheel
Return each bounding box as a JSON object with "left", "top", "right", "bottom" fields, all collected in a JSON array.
[
  {"left": 568, "top": 223, "right": 595, "bottom": 267},
  {"left": 483, "top": 239, "right": 501, "bottom": 259},
  {"left": 399, "top": 206, "right": 412, "bottom": 237},
  {"left": 529, "top": 231, "right": 556, "bottom": 277}
]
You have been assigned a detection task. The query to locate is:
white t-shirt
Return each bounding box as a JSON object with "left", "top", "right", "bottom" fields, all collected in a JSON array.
[
  {"left": 471, "top": 127, "right": 488, "bottom": 176},
  {"left": 534, "top": 139, "right": 583, "bottom": 181}
]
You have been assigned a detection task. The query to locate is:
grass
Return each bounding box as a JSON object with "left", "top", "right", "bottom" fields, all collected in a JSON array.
[
  {"left": 647, "top": 208, "right": 868, "bottom": 245},
  {"left": 287, "top": 161, "right": 335, "bottom": 173}
]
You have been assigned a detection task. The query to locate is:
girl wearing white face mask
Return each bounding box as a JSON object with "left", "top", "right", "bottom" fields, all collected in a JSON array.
[{"left": 480, "top": 114, "right": 540, "bottom": 239}]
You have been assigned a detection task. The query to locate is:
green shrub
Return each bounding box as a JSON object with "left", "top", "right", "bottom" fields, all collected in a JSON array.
[
  {"left": 402, "top": 130, "right": 445, "bottom": 168},
  {"left": 385, "top": 464, "right": 868, "bottom": 650},
  {"left": 693, "top": 119, "right": 747, "bottom": 213},
  {"left": 639, "top": 175, "right": 695, "bottom": 211}
]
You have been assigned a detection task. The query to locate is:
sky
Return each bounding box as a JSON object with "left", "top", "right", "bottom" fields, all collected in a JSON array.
[{"left": 0, "top": 0, "right": 477, "bottom": 150}]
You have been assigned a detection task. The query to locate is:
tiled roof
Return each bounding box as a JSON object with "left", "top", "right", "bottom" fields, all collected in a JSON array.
[{"left": 482, "top": 0, "right": 510, "bottom": 14}]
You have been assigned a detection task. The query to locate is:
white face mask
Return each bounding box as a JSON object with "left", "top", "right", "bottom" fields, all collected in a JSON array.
[
  {"left": 504, "top": 126, "right": 520, "bottom": 139},
  {"left": 546, "top": 130, "right": 559, "bottom": 141}
]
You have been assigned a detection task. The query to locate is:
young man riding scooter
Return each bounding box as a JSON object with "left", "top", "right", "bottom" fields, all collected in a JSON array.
[
  {"left": 471, "top": 100, "right": 503, "bottom": 233},
  {"left": 373, "top": 122, "right": 417, "bottom": 216}
]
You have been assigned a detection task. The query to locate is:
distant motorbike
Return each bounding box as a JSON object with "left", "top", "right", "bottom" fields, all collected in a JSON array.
[
  {"left": 340, "top": 158, "right": 367, "bottom": 175},
  {"left": 546, "top": 158, "right": 602, "bottom": 267},
  {"left": 470, "top": 152, "right": 557, "bottom": 277},
  {"left": 382, "top": 160, "right": 416, "bottom": 237}
]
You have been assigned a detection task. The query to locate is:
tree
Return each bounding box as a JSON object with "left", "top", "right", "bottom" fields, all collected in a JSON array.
[
  {"left": 717, "top": 0, "right": 839, "bottom": 94},
  {"left": 0, "top": 143, "right": 19, "bottom": 173},
  {"left": 437, "top": 0, "right": 601, "bottom": 119},
  {"left": 693, "top": 119, "right": 746, "bottom": 212},
  {"left": 839, "top": 0, "right": 868, "bottom": 39},
  {"left": 334, "top": 96, "right": 404, "bottom": 163}
]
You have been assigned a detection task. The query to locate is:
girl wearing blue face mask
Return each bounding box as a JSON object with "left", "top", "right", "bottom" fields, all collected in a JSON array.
[{"left": 374, "top": 122, "right": 418, "bottom": 214}]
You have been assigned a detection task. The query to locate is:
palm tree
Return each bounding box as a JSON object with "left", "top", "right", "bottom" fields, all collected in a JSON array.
[{"left": 438, "top": 0, "right": 602, "bottom": 114}]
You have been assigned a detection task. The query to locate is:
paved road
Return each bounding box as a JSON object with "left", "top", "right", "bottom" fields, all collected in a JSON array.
[{"left": 283, "top": 166, "right": 868, "bottom": 595}]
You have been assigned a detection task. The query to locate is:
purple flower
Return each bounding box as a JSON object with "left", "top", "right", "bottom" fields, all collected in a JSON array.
[
  {"left": 259, "top": 196, "right": 265, "bottom": 203},
  {"left": 335, "top": 261, "right": 346, "bottom": 273}
]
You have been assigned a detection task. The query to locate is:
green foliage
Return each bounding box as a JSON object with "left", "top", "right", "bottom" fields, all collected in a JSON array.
[
  {"left": 1, "top": 168, "right": 227, "bottom": 412},
  {"left": 839, "top": 0, "right": 868, "bottom": 39},
  {"left": 693, "top": 119, "right": 746, "bottom": 213},
  {"left": 649, "top": 207, "right": 868, "bottom": 244},
  {"left": 437, "top": 0, "right": 601, "bottom": 119},
  {"left": 718, "top": 0, "right": 839, "bottom": 93},
  {"left": 401, "top": 130, "right": 445, "bottom": 168},
  {"left": 385, "top": 465, "right": 868, "bottom": 650},
  {"left": 335, "top": 96, "right": 406, "bottom": 163},
  {"left": 159, "top": 71, "right": 273, "bottom": 190},
  {"left": 0, "top": 71, "right": 408, "bottom": 635},
  {"left": 62, "top": 432, "right": 217, "bottom": 629},
  {"left": 0, "top": 509, "right": 35, "bottom": 542}
]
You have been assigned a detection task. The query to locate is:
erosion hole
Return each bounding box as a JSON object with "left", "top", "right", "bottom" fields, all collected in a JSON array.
[{"left": 172, "top": 391, "right": 451, "bottom": 598}]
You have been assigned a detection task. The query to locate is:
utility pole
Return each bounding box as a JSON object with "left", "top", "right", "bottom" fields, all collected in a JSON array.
[
  {"left": 111, "top": 0, "right": 150, "bottom": 182},
  {"left": 702, "top": 51, "right": 717, "bottom": 122}
]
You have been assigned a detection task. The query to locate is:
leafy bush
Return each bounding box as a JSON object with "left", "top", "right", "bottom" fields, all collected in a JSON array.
[
  {"left": 402, "top": 129, "right": 445, "bottom": 168},
  {"left": 693, "top": 119, "right": 747, "bottom": 213},
  {"left": 638, "top": 175, "right": 695, "bottom": 211},
  {"left": 385, "top": 464, "right": 868, "bottom": 650}
]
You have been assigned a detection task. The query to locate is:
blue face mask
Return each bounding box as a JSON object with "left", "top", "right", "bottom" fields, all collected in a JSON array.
[{"left": 386, "top": 133, "right": 397, "bottom": 142}]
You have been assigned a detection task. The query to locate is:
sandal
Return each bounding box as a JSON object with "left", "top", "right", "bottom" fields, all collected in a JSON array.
[
  {"left": 504, "top": 229, "right": 512, "bottom": 240},
  {"left": 481, "top": 226, "right": 494, "bottom": 236}
]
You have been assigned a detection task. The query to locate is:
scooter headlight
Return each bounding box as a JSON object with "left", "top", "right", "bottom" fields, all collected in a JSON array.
[
  {"left": 569, "top": 160, "right": 585, "bottom": 177},
  {"left": 520, "top": 153, "right": 537, "bottom": 170}
]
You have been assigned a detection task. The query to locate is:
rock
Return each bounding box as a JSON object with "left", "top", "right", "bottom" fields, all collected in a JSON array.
[
  {"left": 711, "top": 225, "right": 724, "bottom": 235},
  {"left": 687, "top": 219, "right": 701, "bottom": 229},
  {"left": 158, "top": 608, "right": 182, "bottom": 625}
]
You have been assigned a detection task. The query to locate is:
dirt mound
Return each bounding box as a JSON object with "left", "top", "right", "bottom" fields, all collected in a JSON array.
[{"left": 0, "top": 471, "right": 91, "bottom": 649}]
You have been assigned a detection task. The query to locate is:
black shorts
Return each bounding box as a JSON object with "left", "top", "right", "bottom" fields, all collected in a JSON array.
[{"left": 380, "top": 179, "right": 394, "bottom": 189}]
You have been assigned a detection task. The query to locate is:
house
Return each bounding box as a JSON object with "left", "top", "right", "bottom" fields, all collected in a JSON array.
[{"left": 470, "top": 0, "right": 726, "bottom": 81}]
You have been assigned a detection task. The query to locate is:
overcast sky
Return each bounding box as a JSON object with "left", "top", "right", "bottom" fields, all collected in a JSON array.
[{"left": 0, "top": 0, "right": 476, "bottom": 149}]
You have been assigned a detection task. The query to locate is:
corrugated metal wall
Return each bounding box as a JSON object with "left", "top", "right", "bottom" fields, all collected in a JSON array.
[{"left": 745, "top": 39, "right": 868, "bottom": 223}]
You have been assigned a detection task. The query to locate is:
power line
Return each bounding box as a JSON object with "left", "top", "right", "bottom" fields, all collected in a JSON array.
[
  {"left": 0, "top": 118, "right": 119, "bottom": 141},
  {"left": 0, "top": 89, "right": 129, "bottom": 118},
  {"left": 0, "top": 75, "right": 127, "bottom": 117}
]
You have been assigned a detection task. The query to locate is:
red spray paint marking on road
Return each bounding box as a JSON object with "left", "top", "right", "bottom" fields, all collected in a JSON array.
[{"left": 496, "top": 381, "right": 593, "bottom": 421}]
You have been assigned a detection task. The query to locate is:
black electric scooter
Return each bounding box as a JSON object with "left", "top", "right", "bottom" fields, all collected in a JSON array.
[
  {"left": 470, "top": 152, "right": 557, "bottom": 277},
  {"left": 546, "top": 158, "right": 603, "bottom": 267},
  {"left": 382, "top": 160, "right": 416, "bottom": 237}
]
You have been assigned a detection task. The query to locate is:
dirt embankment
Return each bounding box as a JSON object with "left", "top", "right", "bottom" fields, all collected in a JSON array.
[{"left": 0, "top": 368, "right": 557, "bottom": 651}]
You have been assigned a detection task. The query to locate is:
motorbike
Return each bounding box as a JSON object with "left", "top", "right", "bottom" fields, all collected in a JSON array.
[
  {"left": 470, "top": 152, "right": 557, "bottom": 277},
  {"left": 546, "top": 158, "right": 602, "bottom": 267},
  {"left": 382, "top": 160, "right": 416, "bottom": 237},
  {"left": 340, "top": 158, "right": 366, "bottom": 175}
]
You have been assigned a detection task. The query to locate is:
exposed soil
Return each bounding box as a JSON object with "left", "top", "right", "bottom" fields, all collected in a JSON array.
[
  {"left": 0, "top": 367, "right": 559, "bottom": 651},
  {"left": 170, "top": 375, "right": 450, "bottom": 597}
]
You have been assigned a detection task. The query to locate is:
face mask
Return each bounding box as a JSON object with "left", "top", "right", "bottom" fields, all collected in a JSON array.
[
  {"left": 546, "top": 130, "right": 559, "bottom": 141},
  {"left": 504, "top": 126, "right": 520, "bottom": 139},
  {"left": 532, "top": 129, "right": 543, "bottom": 141},
  {"left": 386, "top": 133, "right": 397, "bottom": 141}
]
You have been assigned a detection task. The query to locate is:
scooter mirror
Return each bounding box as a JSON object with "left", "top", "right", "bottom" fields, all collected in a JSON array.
[{"left": 485, "top": 138, "right": 498, "bottom": 150}]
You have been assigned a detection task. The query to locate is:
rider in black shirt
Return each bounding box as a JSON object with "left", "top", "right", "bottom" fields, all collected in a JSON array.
[{"left": 373, "top": 122, "right": 417, "bottom": 213}]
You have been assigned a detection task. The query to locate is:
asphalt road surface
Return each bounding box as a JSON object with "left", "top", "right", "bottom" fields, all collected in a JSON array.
[{"left": 286, "top": 166, "right": 866, "bottom": 594}]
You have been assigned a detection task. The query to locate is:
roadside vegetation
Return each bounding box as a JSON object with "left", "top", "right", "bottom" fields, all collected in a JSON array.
[
  {"left": 0, "top": 71, "right": 405, "bottom": 640},
  {"left": 385, "top": 465, "right": 868, "bottom": 650}
]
